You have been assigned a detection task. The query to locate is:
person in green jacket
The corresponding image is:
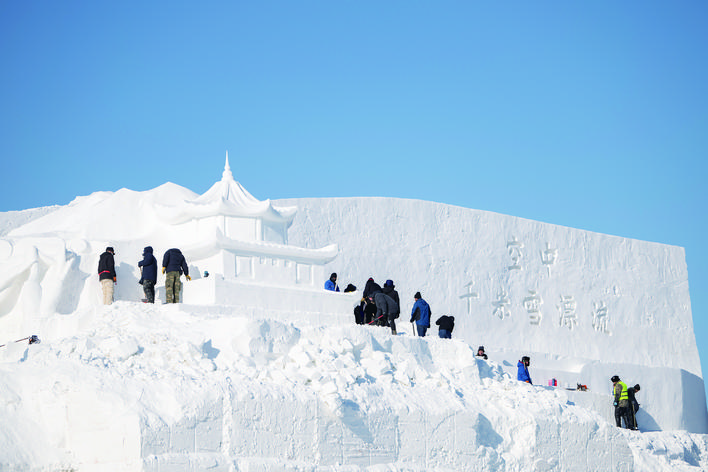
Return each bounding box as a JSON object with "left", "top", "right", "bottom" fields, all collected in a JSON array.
[{"left": 611, "top": 375, "right": 631, "bottom": 429}]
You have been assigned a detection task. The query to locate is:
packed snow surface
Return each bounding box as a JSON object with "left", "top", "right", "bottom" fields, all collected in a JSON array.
[{"left": 0, "top": 173, "right": 706, "bottom": 471}]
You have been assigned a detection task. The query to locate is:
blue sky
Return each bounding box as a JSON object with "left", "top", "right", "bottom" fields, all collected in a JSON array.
[{"left": 1, "top": 2, "right": 706, "bottom": 399}]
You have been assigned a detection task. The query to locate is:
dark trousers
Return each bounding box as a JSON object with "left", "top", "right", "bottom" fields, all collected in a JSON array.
[
  {"left": 416, "top": 325, "right": 428, "bottom": 337},
  {"left": 439, "top": 329, "right": 451, "bottom": 339},
  {"left": 142, "top": 279, "right": 156, "bottom": 303},
  {"left": 388, "top": 316, "right": 397, "bottom": 334},
  {"left": 631, "top": 405, "right": 639, "bottom": 430},
  {"left": 615, "top": 405, "right": 631, "bottom": 429}
]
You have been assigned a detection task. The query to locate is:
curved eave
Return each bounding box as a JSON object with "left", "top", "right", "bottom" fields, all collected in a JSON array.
[
  {"left": 184, "top": 233, "right": 338, "bottom": 265},
  {"left": 156, "top": 199, "right": 297, "bottom": 226}
]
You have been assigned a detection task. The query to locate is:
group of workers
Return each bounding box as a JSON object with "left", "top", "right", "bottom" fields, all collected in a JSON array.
[
  {"left": 326, "top": 274, "right": 456, "bottom": 339},
  {"left": 97, "top": 246, "right": 191, "bottom": 305}
]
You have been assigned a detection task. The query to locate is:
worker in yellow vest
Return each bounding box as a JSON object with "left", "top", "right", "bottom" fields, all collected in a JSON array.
[{"left": 611, "top": 375, "right": 631, "bottom": 429}]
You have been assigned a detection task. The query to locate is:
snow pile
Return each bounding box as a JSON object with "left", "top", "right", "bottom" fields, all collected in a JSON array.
[
  {"left": 2, "top": 301, "right": 705, "bottom": 471},
  {"left": 0, "top": 173, "right": 706, "bottom": 471}
]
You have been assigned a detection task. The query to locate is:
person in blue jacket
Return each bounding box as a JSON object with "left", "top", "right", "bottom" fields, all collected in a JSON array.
[
  {"left": 138, "top": 246, "right": 157, "bottom": 303},
  {"left": 325, "top": 273, "right": 340, "bottom": 292},
  {"left": 517, "top": 356, "right": 532, "bottom": 384},
  {"left": 410, "top": 292, "right": 431, "bottom": 337},
  {"left": 162, "top": 248, "right": 190, "bottom": 303}
]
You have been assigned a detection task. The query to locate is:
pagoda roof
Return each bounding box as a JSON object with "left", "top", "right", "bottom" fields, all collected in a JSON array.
[{"left": 161, "top": 153, "right": 297, "bottom": 225}]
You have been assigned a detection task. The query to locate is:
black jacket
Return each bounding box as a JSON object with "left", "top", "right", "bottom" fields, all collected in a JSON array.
[
  {"left": 98, "top": 251, "right": 116, "bottom": 281},
  {"left": 162, "top": 248, "right": 189, "bottom": 276},
  {"left": 382, "top": 285, "right": 400, "bottom": 307},
  {"left": 363, "top": 279, "right": 382, "bottom": 299},
  {"left": 138, "top": 246, "right": 158, "bottom": 282},
  {"left": 374, "top": 291, "right": 400, "bottom": 319},
  {"left": 436, "top": 315, "right": 455, "bottom": 332},
  {"left": 627, "top": 387, "right": 640, "bottom": 411}
]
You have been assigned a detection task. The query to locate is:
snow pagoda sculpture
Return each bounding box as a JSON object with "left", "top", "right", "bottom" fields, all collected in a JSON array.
[
  {"left": 0, "top": 153, "right": 353, "bottom": 335},
  {"left": 164, "top": 154, "right": 348, "bottom": 311}
]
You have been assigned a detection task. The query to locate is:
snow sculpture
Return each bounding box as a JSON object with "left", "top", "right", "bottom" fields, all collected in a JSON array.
[
  {"left": 0, "top": 154, "right": 352, "bottom": 335},
  {"left": 170, "top": 154, "right": 346, "bottom": 308}
]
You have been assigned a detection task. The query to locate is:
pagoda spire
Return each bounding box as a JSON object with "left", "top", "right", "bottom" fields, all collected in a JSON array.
[{"left": 222, "top": 151, "right": 234, "bottom": 181}]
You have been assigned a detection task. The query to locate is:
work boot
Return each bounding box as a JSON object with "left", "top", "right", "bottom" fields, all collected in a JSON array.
[{"left": 391, "top": 329, "right": 397, "bottom": 335}]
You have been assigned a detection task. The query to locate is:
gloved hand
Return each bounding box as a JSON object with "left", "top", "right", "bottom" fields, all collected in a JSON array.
[
  {"left": 410, "top": 319, "right": 415, "bottom": 323},
  {"left": 613, "top": 402, "right": 618, "bottom": 407},
  {"left": 186, "top": 275, "right": 191, "bottom": 281},
  {"left": 162, "top": 267, "right": 166, "bottom": 274},
  {"left": 113, "top": 276, "right": 117, "bottom": 283}
]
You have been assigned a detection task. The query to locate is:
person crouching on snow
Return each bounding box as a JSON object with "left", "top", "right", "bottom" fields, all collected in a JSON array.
[
  {"left": 162, "top": 248, "right": 190, "bottom": 303},
  {"left": 517, "top": 356, "right": 532, "bottom": 384}
]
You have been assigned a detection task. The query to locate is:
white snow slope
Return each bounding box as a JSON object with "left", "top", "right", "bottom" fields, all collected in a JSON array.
[{"left": 0, "top": 183, "right": 706, "bottom": 472}]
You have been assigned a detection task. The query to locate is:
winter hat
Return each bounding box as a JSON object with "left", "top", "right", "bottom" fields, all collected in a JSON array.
[
  {"left": 611, "top": 375, "right": 620, "bottom": 383},
  {"left": 330, "top": 273, "right": 337, "bottom": 280},
  {"left": 414, "top": 291, "right": 421, "bottom": 299},
  {"left": 106, "top": 246, "right": 115, "bottom": 254},
  {"left": 634, "top": 384, "right": 641, "bottom": 391},
  {"left": 385, "top": 279, "right": 394, "bottom": 287},
  {"left": 478, "top": 346, "right": 485, "bottom": 352}
]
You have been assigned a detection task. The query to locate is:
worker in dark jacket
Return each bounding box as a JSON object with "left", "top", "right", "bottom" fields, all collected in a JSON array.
[
  {"left": 363, "top": 297, "right": 378, "bottom": 324},
  {"left": 98, "top": 246, "right": 116, "bottom": 305},
  {"left": 361, "top": 278, "right": 382, "bottom": 324},
  {"left": 372, "top": 290, "right": 400, "bottom": 335},
  {"left": 138, "top": 246, "right": 158, "bottom": 303},
  {"left": 627, "top": 384, "right": 641, "bottom": 430},
  {"left": 363, "top": 278, "right": 382, "bottom": 299},
  {"left": 435, "top": 315, "right": 455, "bottom": 339},
  {"left": 410, "top": 292, "right": 431, "bottom": 337},
  {"left": 162, "top": 248, "right": 190, "bottom": 303},
  {"left": 476, "top": 346, "right": 488, "bottom": 360},
  {"left": 382, "top": 280, "right": 400, "bottom": 307}
]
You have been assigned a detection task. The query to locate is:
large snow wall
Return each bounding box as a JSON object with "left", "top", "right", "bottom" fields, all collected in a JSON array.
[{"left": 279, "top": 197, "right": 708, "bottom": 434}]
